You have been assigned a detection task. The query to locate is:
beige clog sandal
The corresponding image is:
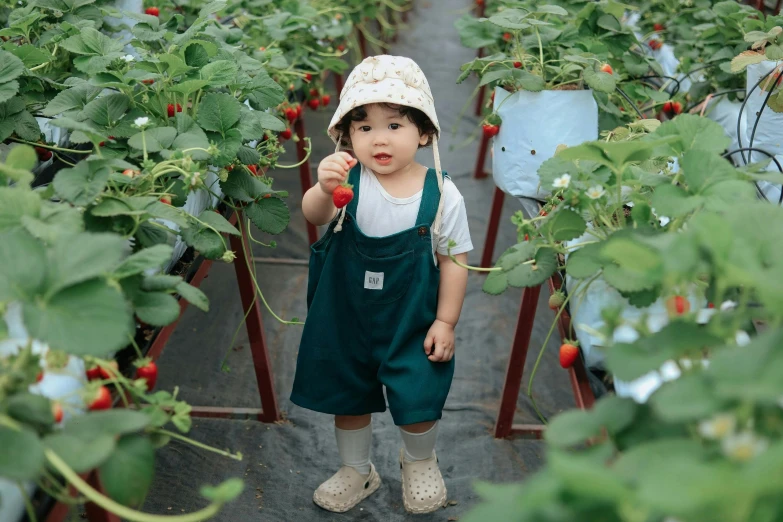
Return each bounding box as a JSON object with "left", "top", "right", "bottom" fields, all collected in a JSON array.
[
  {"left": 313, "top": 463, "right": 381, "bottom": 513},
  {"left": 399, "top": 449, "right": 448, "bottom": 514}
]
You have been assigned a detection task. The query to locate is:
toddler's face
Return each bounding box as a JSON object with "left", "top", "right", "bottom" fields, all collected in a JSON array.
[{"left": 348, "top": 104, "right": 428, "bottom": 176}]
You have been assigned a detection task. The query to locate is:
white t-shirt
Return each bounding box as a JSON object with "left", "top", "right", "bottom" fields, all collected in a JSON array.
[{"left": 353, "top": 164, "right": 473, "bottom": 256}]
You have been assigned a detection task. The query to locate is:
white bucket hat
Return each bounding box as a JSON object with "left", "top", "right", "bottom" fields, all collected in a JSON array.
[{"left": 327, "top": 55, "right": 445, "bottom": 254}]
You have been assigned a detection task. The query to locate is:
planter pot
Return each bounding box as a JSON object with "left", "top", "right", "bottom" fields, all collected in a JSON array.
[
  {"left": 744, "top": 60, "right": 783, "bottom": 203},
  {"left": 491, "top": 86, "right": 598, "bottom": 199}
]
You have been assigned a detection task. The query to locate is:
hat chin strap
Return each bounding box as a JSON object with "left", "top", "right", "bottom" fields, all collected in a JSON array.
[{"left": 332, "top": 132, "right": 446, "bottom": 267}]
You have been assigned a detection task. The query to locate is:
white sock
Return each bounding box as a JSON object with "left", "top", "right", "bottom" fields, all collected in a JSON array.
[
  {"left": 400, "top": 421, "right": 439, "bottom": 462},
  {"left": 335, "top": 423, "right": 372, "bottom": 476}
]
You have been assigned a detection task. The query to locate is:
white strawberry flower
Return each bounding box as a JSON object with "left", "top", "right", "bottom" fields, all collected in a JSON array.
[
  {"left": 585, "top": 185, "right": 605, "bottom": 199},
  {"left": 134, "top": 116, "right": 150, "bottom": 128},
  {"left": 553, "top": 174, "right": 571, "bottom": 189},
  {"left": 698, "top": 413, "right": 736, "bottom": 440},
  {"left": 721, "top": 431, "right": 768, "bottom": 462},
  {"left": 122, "top": 54, "right": 135, "bottom": 62},
  {"left": 735, "top": 330, "right": 751, "bottom": 346}
]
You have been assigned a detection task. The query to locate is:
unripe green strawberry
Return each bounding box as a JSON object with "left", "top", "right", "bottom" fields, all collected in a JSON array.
[{"left": 548, "top": 291, "right": 565, "bottom": 311}]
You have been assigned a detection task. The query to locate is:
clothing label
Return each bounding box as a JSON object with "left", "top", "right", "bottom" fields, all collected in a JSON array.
[{"left": 364, "top": 271, "right": 384, "bottom": 290}]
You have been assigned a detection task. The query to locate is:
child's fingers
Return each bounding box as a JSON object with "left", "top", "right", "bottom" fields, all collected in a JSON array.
[
  {"left": 322, "top": 164, "right": 348, "bottom": 180},
  {"left": 428, "top": 341, "right": 446, "bottom": 362},
  {"left": 330, "top": 155, "right": 352, "bottom": 171},
  {"left": 339, "top": 151, "right": 357, "bottom": 165},
  {"left": 423, "top": 333, "right": 434, "bottom": 355}
]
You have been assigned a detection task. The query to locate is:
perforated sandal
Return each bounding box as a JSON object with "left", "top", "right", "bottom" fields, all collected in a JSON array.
[
  {"left": 399, "top": 449, "right": 448, "bottom": 514},
  {"left": 312, "top": 463, "right": 381, "bottom": 513}
]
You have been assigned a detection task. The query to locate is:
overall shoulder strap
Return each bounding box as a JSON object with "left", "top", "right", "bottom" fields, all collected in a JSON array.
[
  {"left": 415, "top": 168, "right": 446, "bottom": 226},
  {"left": 345, "top": 163, "right": 362, "bottom": 217}
]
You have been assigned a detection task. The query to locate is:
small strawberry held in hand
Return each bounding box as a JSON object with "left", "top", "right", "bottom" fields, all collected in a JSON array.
[
  {"left": 333, "top": 183, "right": 354, "bottom": 209},
  {"left": 559, "top": 342, "right": 579, "bottom": 369},
  {"left": 145, "top": 6, "right": 159, "bottom": 16}
]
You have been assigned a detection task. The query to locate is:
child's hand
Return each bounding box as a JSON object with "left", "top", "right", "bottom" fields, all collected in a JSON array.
[
  {"left": 423, "top": 320, "right": 455, "bottom": 362},
  {"left": 318, "top": 152, "right": 357, "bottom": 195}
]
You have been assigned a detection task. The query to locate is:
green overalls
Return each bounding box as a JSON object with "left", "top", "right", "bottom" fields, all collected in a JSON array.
[{"left": 290, "top": 164, "right": 454, "bottom": 426}]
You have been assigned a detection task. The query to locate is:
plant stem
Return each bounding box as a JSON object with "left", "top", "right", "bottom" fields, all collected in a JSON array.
[
  {"left": 44, "top": 450, "right": 223, "bottom": 522},
  {"left": 16, "top": 482, "right": 37, "bottom": 522},
  {"left": 274, "top": 138, "right": 311, "bottom": 168},
  {"left": 8, "top": 138, "right": 91, "bottom": 154},
  {"left": 151, "top": 428, "right": 242, "bottom": 460}
]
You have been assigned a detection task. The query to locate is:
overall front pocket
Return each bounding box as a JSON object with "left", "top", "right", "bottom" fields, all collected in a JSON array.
[{"left": 351, "top": 248, "right": 415, "bottom": 305}]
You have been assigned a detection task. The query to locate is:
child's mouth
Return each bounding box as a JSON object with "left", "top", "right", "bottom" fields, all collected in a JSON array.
[{"left": 374, "top": 154, "right": 392, "bottom": 165}]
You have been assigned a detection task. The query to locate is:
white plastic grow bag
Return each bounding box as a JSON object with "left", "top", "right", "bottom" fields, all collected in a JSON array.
[
  {"left": 704, "top": 97, "right": 747, "bottom": 166},
  {"left": 491, "top": 86, "right": 598, "bottom": 200},
  {"left": 744, "top": 60, "right": 783, "bottom": 204}
]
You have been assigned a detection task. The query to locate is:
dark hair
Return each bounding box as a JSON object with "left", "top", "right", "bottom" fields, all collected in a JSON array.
[{"left": 334, "top": 103, "right": 438, "bottom": 148}]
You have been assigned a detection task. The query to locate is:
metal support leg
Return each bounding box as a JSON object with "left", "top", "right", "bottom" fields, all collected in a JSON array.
[
  {"left": 294, "top": 117, "right": 318, "bottom": 245},
  {"left": 473, "top": 127, "right": 490, "bottom": 180},
  {"left": 480, "top": 186, "right": 504, "bottom": 268}
]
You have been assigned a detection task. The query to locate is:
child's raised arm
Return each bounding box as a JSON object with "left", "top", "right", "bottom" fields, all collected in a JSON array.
[{"left": 303, "top": 152, "right": 358, "bottom": 226}]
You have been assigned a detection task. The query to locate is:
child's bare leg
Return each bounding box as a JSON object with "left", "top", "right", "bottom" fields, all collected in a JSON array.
[{"left": 335, "top": 413, "right": 372, "bottom": 430}]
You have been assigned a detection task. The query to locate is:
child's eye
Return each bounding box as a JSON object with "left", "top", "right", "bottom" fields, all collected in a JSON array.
[
  {"left": 389, "top": 123, "right": 401, "bottom": 130},
  {"left": 359, "top": 126, "right": 371, "bottom": 132}
]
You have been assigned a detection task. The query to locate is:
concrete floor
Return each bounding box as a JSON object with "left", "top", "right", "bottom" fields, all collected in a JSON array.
[{"left": 141, "top": 1, "right": 577, "bottom": 520}]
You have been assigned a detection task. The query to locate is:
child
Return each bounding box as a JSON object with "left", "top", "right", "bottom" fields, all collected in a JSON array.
[{"left": 290, "top": 55, "right": 473, "bottom": 514}]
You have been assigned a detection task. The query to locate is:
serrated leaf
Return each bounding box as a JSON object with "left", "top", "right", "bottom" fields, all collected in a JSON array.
[
  {"left": 200, "top": 60, "right": 239, "bottom": 86},
  {"left": 128, "top": 127, "right": 177, "bottom": 152},
  {"left": 0, "top": 49, "right": 25, "bottom": 84},
  {"left": 82, "top": 93, "right": 129, "bottom": 127},
  {"left": 602, "top": 263, "right": 658, "bottom": 292},
  {"left": 176, "top": 281, "right": 209, "bottom": 312},
  {"left": 196, "top": 210, "right": 240, "bottom": 236},
  {"left": 115, "top": 245, "right": 174, "bottom": 278},
  {"left": 220, "top": 169, "right": 269, "bottom": 202},
  {"left": 43, "top": 84, "right": 101, "bottom": 117},
  {"left": 583, "top": 68, "right": 616, "bottom": 94},
  {"left": 482, "top": 270, "right": 509, "bottom": 295},
  {"left": 197, "top": 92, "right": 241, "bottom": 134},
  {"left": 181, "top": 226, "right": 226, "bottom": 259},
  {"left": 53, "top": 160, "right": 111, "bottom": 206},
  {"left": 133, "top": 291, "right": 181, "bottom": 326},
  {"left": 506, "top": 247, "right": 557, "bottom": 287},
  {"left": 245, "top": 198, "right": 290, "bottom": 235},
  {"left": 730, "top": 51, "right": 767, "bottom": 73},
  {"left": 547, "top": 209, "right": 586, "bottom": 241}
]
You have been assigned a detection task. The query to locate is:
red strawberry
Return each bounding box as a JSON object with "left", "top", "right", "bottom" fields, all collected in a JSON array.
[
  {"left": 707, "top": 302, "right": 715, "bottom": 309},
  {"left": 247, "top": 164, "right": 258, "bottom": 175},
  {"left": 86, "top": 366, "right": 102, "bottom": 381},
  {"left": 482, "top": 124, "right": 499, "bottom": 138},
  {"left": 159, "top": 195, "right": 172, "bottom": 205},
  {"left": 142, "top": 79, "right": 154, "bottom": 85},
  {"left": 648, "top": 39, "right": 662, "bottom": 50},
  {"left": 548, "top": 291, "right": 565, "bottom": 311},
  {"left": 666, "top": 295, "right": 690, "bottom": 315},
  {"left": 295, "top": 103, "right": 303, "bottom": 118},
  {"left": 35, "top": 146, "right": 52, "bottom": 161},
  {"left": 476, "top": 0, "right": 484, "bottom": 5},
  {"left": 502, "top": 32, "right": 511, "bottom": 41},
  {"left": 653, "top": 23, "right": 665, "bottom": 31},
  {"left": 52, "top": 403, "right": 63, "bottom": 423},
  {"left": 122, "top": 169, "right": 139, "bottom": 178},
  {"left": 98, "top": 141, "right": 105, "bottom": 147},
  {"left": 135, "top": 361, "right": 158, "bottom": 391},
  {"left": 600, "top": 63, "right": 613, "bottom": 75},
  {"left": 285, "top": 107, "right": 298, "bottom": 123},
  {"left": 559, "top": 343, "right": 579, "bottom": 369},
  {"left": 167, "top": 103, "right": 182, "bottom": 117},
  {"left": 304, "top": 73, "right": 312, "bottom": 82},
  {"left": 321, "top": 94, "right": 331, "bottom": 106},
  {"left": 672, "top": 101, "right": 683, "bottom": 114},
  {"left": 309, "top": 88, "right": 319, "bottom": 97},
  {"left": 98, "top": 361, "right": 118, "bottom": 380},
  {"left": 513, "top": 61, "right": 522, "bottom": 68},
  {"left": 280, "top": 128, "right": 292, "bottom": 140},
  {"left": 36, "top": 371, "right": 44, "bottom": 383},
  {"left": 337, "top": 44, "right": 346, "bottom": 51},
  {"left": 89, "top": 386, "right": 112, "bottom": 410},
  {"left": 145, "top": 6, "right": 159, "bottom": 16},
  {"left": 332, "top": 183, "right": 354, "bottom": 208},
  {"left": 663, "top": 101, "right": 673, "bottom": 113},
  {"left": 307, "top": 98, "right": 320, "bottom": 110}
]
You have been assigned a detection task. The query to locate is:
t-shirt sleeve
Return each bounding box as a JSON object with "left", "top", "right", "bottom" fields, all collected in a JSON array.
[{"left": 435, "top": 179, "right": 473, "bottom": 256}]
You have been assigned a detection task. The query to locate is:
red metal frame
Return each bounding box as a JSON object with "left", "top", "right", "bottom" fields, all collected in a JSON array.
[
  {"left": 494, "top": 276, "right": 595, "bottom": 439},
  {"left": 44, "top": 470, "right": 121, "bottom": 522},
  {"left": 480, "top": 186, "right": 504, "bottom": 268},
  {"left": 294, "top": 117, "right": 318, "bottom": 245},
  {"left": 473, "top": 1, "right": 487, "bottom": 117},
  {"left": 473, "top": 126, "right": 491, "bottom": 180}
]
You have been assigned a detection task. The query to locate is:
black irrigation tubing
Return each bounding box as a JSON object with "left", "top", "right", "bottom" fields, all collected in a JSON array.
[
  {"left": 722, "top": 147, "right": 783, "bottom": 204},
  {"left": 636, "top": 74, "right": 682, "bottom": 96},
  {"left": 685, "top": 88, "right": 747, "bottom": 113},
  {"left": 615, "top": 86, "right": 645, "bottom": 119},
  {"left": 736, "top": 68, "right": 781, "bottom": 166}
]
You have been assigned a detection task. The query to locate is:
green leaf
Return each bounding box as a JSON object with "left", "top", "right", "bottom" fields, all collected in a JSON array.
[
  {"left": 0, "top": 49, "right": 25, "bottom": 84},
  {"left": 546, "top": 209, "right": 586, "bottom": 241},
  {"left": 536, "top": 4, "right": 568, "bottom": 15},
  {"left": 245, "top": 69, "right": 285, "bottom": 111},
  {"left": 47, "top": 232, "right": 129, "bottom": 294},
  {"left": 244, "top": 198, "right": 290, "bottom": 235},
  {"left": 220, "top": 167, "right": 269, "bottom": 202},
  {"left": 515, "top": 69, "right": 546, "bottom": 92},
  {"left": 142, "top": 275, "right": 182, "bottom": 291},
  {"left": 60, "top": 27, "right": 124, "bottom": 56},
  {"left": 53, "top": 160, "right": 111, "bottom": 206},
  {"left": 99, "top": 435, "right": 155, "bottom": 508},
  {"left": 64, "top": 410, "right": 152, "bottom": 439},
  {"left": 479, "top": 68, "right": 514, "bottom": 87},
  {"left": 24, "top": 280, "right": 133, "bottom": 356},
  {"left": 200, "top": 478, "right": 244, "bottom": 503},
  {"left": 6, "top": 393, "right": 54, "bottom": 428},
  {"left": 0, "top": 427, "right": 45, "bottom": 480},
  {"left": 200, "top": 60, "right": 239, "bottom": 86},
  {"left": 169, "top": 79, "right": 210, "bottom": 96},
  {"left": 592, "top": 395, "right": 637, "bottom": 434},
  {"left": 6, "top": 143, "right": 37, "bottom": 171},
  {"left": 506, "top": 246, "right": 557, "bottom": 288},
  {"left": 236, "top": 145, "right": 260, "bottom": 166},
  {"left": 255, "top": 112, "right": 286, "bottom": 132},
  {"left": 176, "top": 281, "right": 209, "bottom": 312},
  {"left": 601, "top": 237, "right": 663, "bottom": 274},
  {"left": 82, "top": 93, "right": 130, "bottom": 127},
  {"left": 43, "top": 84, "right": 101, "bottom": 117},
  {"left": 196, "top": 210, "right": 241, "bottom": 236},
  {"left": 545, "top": 409, "right": 600, "bottom": 447},
  {"left": 184, "top": 43, "right": 210, "bottom": 67},
  {"left": 0, "top": 80, "right": 20, "bottom": 104},
  {"left": 565, "top": 242, "right": 603, "bottom": 279},
  {"left": 730, "top": 50, "right": 767, "bottom": 73},
  {"left": 44, "top": 433, "right": 115, "bottom": 473},
  {"left": 197, "top": 92, "right": 241, "bottom": 134},
  {"left": 454, "top": 14, "right": 499, "bottom": 49},
  {"left": 0, "top": 228, "right": 47, "bottom": 301},
  {"left": 650, "top": 184, "right": 702, "bottom": 218},
  {"left": 0, "top": 186, "right": 41, "bottom": 229},
  {"left": 128, "top": 127, "right": 178, "bottom": 153},
  {"left": 133, "top": 291, "right": 181, "bottom": 327},
  {"left": 114, "top": 245, "right": 174, "bottom": 278},
  {"left": 548, "top": 448, "right": 629, "bottom": 502},
  {"left": 12, "top": 110, "right": 39, "bottom": 142},
  {"left": 486, "top": 8, "right": 532, "bottom": 30},
  {"left": 11, "top": 44, "right": 50, "bottom": 68},
  {"left": 583, "top": 68, "right": 617, "bottom": 93},
  {"left": 181, "top": 225, "right": 226, "bottom": 259},
  {"left": 654, "top": 114, "right": 730, "bottom": 154},
  {"left": 482, "top": 270, "right": 509, "bottom": 295}
]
